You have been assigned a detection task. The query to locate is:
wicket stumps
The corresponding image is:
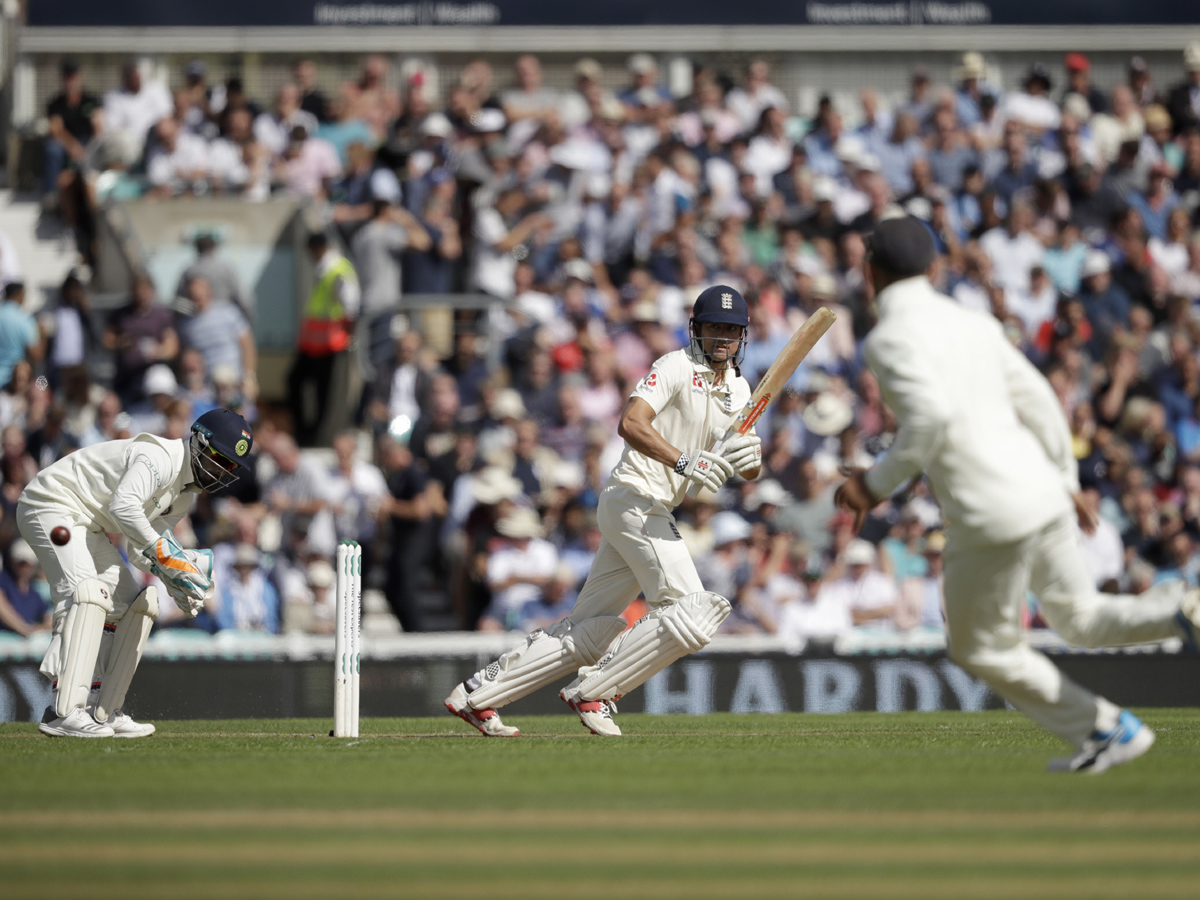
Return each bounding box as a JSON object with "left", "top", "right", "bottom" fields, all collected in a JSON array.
[{"left": 333, "top": 540, "right": 361, "bottom": 737}]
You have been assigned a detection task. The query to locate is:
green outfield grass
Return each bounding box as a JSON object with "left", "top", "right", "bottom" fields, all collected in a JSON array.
[{"left": 2, "top": 711, "right": 1199, "bottom": 899}]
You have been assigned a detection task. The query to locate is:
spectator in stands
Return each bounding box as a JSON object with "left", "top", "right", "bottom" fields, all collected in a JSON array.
[
  {"left": 378, "top": 426, "right": 443, "bottom": 631},
  {"left": 295, "top": 59, "right": 331, "bottom": 124},
  {"left": 210, "top": 106, "right": 270, "bottom": 199},
  {"left": 342, "top": 55, "right": 401, "bottom": 137},
  {"left": 44, "top": 273, "right": 93, "bottom": 380},
  {"left": 325, "top": 430, "right": 389, "bottom": 549},
  {"left": 78, "top": 391, "right": 125, "bottom": 447},
  {"left": 177, "top": 234, "right": 255, "bottom": 320},
  {"left": 827, "top": 539, "right": 899, "bottom": 628},
  {"left": 0, "top": 539, "right": 49, "bottom": 635},
  {"left": 254, "top": 84, "right": 319, "bottom": 160},
  {"left": 1063, "top": 53, "right": 1108, "bottom": 116},
  {"left": 726, "top": 59, "right": 788, "bottom": 134},
  {"left": 0, "top": 283, "right": 43, "bottom": 392},
  {"left": 774, "top": 553, "right": 852, "bottom": 648},
  {"left": 216, "top": 543, "right": 281, "bottom": 633},
  {"left": 1129, "top": 161, "right": 1180, "bottom": 240},
  {"left": 1166, "top": 42, "right": 1200, "bottom": 137},
  {"left": 404, "top": 188, "right": 462, "bottom": 295},
  {"left": 101, "top": 60, "right": 173, "bottom": 167},
  {"left": 501, "top": 54, "right": 559, "bottom": 128},
  {"left": 481, "top": 506, "right": 557, "bottom": 631},
  {"left": 351, "top": 198, "right": 431, "bottom": 372},
  {"left": 104, "top": 274, "right": 177, "bottom": 406},
  {"left": 275, "top": 124, "right": 342, "bottom": 201},
  {"left": 178, "top": 276, "right": 256, "bottom": 400},
  {"left": 126, "top": 364, "right": 177, "bottom": 436},
  {"left": 264, "top": 432, "right": 332, "bottom": 547},
  {"left": 980, "top": 197, "right": 1044, "bottom": 304},
  {"left": 44, "top": 59, "right": 100, "bottom": 218},
  {"left": 896, "top": 531, "right": 947, "bottom": 630},
  {"left": 144, "top": 115, "right": 211, "bottom": 197}
]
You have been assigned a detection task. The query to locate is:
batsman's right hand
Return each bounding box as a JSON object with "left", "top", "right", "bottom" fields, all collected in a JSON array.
[{"left": 678, "top": 449, "right": 735, "bottom": 494}]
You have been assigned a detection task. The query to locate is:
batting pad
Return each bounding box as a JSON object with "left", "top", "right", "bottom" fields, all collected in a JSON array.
[
  {"left": 56, "top": 580, "right": 114, "bottom": 717},
  {"left": 93, "top": 587, "right": 159, "bottom": 723},
  {"left": 576, "top": 591, "right": 730, "bottom": 702},
  {"left": 467, "top": 616, "right": 626, "bottom": 710}
]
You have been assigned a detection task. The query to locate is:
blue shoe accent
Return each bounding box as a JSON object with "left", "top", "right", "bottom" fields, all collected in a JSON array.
[
  {"left": 1051, "top": 709, "right": 1154, "bottom": 774},
  {"left": 1089, "top": 710, "right": 1142, "bottom": 745},
  {"left": 1175, "top": 610, "right": 1199, "bottom": 653}
]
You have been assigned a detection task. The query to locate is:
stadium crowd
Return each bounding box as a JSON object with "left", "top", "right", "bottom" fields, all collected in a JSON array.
[{"left": 4, "top": 44, "right": 1200, "bottom": 643}]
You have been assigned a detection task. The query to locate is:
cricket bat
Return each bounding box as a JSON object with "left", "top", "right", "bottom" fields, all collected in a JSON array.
[{"left": 690, "top": 306, "right": 837, "bottom": 494}]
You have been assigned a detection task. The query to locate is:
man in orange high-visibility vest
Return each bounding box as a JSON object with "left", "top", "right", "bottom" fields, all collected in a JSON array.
[{"left": 288, "top": 232, "right": 360, "bottom": 446}]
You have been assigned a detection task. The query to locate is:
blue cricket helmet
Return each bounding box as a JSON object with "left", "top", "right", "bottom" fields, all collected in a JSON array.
[
  {"left": 690, "top": 284, "right": 749, "bottom": 368},
  {"left": 189, "top": 408, "right": 254, "bottom": 491},
  {"left": 692, "top": 284, "right": 749, "bottom": 328}
]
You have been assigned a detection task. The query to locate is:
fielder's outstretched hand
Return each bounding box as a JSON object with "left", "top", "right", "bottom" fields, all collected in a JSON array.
[
  {"left": 834, "top": 466, "right": 878, "bottom": 534},
  {"left": 721, "top": 434, "right": 762, "bottom": 475},
  {"left": 677, "top": 449, "right": 735, "bottom": 494}
]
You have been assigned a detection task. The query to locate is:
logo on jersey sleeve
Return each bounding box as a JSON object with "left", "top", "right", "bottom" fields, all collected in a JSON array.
[{"left": 635, "top": 371, "right": 660, "bottom": 397}]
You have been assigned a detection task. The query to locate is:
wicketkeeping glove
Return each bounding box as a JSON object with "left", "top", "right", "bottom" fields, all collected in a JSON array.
[
  {"left": 721, "top": 434, "right": 762, "bottom": 475},
  {"left": 676, "top": 449, "right": 735, "bottom": 494},
  {"left": 142, "top": 529, "right": 214, "bottom": 615}
]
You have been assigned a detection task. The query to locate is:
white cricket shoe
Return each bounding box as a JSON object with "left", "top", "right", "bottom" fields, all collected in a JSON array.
[
  {"left": 444, "top": 683, "right": 520, "bottom": 737},
  {"left": 38, "top": 707, "right": 114, "bottom": 738},
  {"left": 560, "top": 683, "right": 621, "bottom": 736},
  {"left": 1048, "top": 710, "right": 1155, "bottom": 774},
  {"left": 103, "top": 711, "right": 156, "bottom": 738}
]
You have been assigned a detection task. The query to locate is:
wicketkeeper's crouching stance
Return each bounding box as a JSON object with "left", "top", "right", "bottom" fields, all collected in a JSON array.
[
  {"left": 20, "top": 408, "right": 253, "bottom": 738},
  {"left": 447, "top": 286, "right": 763, "bottom": 736}
]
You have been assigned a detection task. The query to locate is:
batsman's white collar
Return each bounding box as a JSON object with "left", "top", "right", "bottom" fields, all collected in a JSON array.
[
  {"left": 874, "top": 274, "right": 932, "bottom": 319},
  {"left": 685, "top": 344, "right": 729, "bottom": 384}
]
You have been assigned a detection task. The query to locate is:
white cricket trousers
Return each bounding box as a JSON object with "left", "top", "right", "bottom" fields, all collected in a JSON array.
[
  {"left": 943, "top": 512, "right": 1183, "bottom": 747},
  {"left": 569, "top": 482, "right": 704, "bottom": 622},
  {"left": 16, "top": 501, "right": 142, "bottom": 683}
]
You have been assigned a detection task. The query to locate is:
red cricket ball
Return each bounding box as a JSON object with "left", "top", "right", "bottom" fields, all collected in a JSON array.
[{"left": 50, "top": 526, "right": 71, "bottom": 546}]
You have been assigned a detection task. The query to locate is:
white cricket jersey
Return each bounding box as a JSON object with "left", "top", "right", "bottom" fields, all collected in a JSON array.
[
  {"left": 609, "top": 346, "right": 754, "bottom": 509},
  {"left": 19, "top": 433, "right": 199, "bottom": 551}
]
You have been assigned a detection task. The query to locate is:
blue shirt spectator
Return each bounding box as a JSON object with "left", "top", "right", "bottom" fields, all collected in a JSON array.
[
  {"left": 0, "top": 283, "right": 39, "bottom": 389},
  {"left": 178, "top": 276, "right": 254, "bottom": 382},
  {"left": 1126, "top": 171, "right": 1179, "bottom": 241},
  {"left": 216, "top": 544, "right": 281, "bottom": 633},
  {"left": 0, "top": 541, "right": 50, "bottom": 635}
]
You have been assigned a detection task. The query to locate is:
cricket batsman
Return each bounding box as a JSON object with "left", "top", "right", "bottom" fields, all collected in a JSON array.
[
  {"left": 446, "top": 285, "right": 762, "bottom": 736},
  {"left": 19, "top": 408, "right": 254, "bottom": 737}
]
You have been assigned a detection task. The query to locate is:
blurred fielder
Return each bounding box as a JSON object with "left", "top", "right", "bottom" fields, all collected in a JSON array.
[
  {"left": 446, "top": 285, "right": 762, "bottom": 736},
  {"left": 835, "top": 216, "right": 1200, "bottom": 774},
  {"left": 19, "top": 408, "right": 253, "bottom": 737}
]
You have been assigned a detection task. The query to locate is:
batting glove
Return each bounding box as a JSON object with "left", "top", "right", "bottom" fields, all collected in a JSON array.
[
  {"left": 721, "top": 434, "right": 762, "bottom": 475},
  {"left": 676, "top": 449, "right": 735, "bottom": 493}
]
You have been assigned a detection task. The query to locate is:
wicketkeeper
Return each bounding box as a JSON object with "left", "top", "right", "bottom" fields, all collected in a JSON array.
[
  {"left": 18, "top": 408, "right": 253, "bottom": 738},
  {"left": 446, "top": 285, "right": 762, "bottom": 736}
]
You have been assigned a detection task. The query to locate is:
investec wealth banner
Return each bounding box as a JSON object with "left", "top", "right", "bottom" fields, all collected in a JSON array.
[{"left": 27, "top": 0, "right": 1199, "bottom": 27}]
